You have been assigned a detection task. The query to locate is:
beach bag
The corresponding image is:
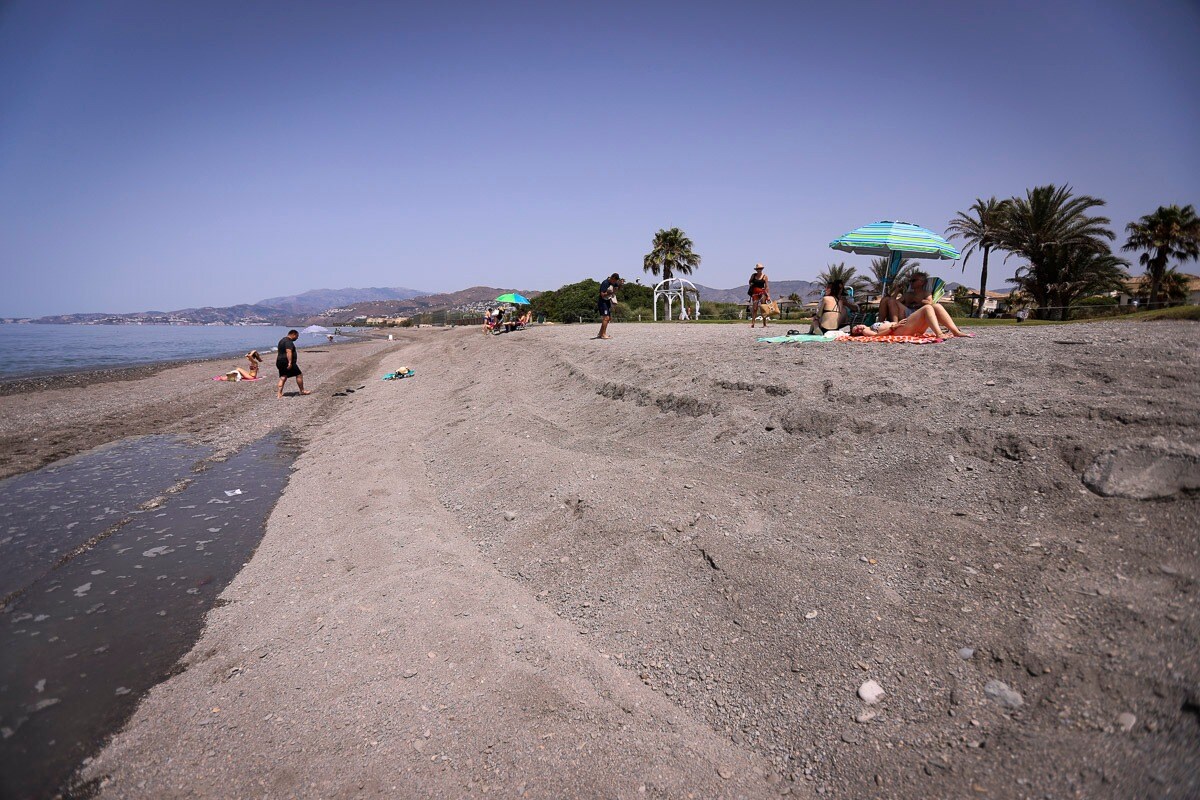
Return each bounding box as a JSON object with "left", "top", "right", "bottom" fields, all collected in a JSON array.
[{"left": 760, "top": 300, "right": 781, "bottom": 318}]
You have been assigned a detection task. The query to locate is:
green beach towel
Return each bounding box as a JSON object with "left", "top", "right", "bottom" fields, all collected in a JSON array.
[{"left": 757, "top": 334, "right": 834, "bottom": 343}]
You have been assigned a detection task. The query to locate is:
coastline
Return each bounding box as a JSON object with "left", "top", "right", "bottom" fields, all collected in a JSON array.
[
  {"left": 0, "top": 332, "right": 399, "bottom": 481},
  {"left": 0, "top": 330, "right": 381, "bottom": 397}
]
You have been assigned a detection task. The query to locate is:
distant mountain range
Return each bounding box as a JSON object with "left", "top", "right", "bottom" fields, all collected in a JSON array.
[
  {"left": 17, "top": 286, "right": 429, "bottom": 326},
  {"left": 334, "top": 286, "right": 541, "bottom": 319},
  {"left": 9, "top": 276, "right": 968, "bottom": 326},
  {"left": 255, "top": 287, "right": 428, "bottom": 315}
]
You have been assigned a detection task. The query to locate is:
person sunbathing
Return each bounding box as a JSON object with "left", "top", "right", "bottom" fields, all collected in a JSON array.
[
  {"left": 228, "top": 350, "right": 262, "bottom": 380},
  {"left": 811, "top": 280, "right": 859, "bottom": 334},
  {"left": 879, "top": 272, "right": 932, "bottom": 323},
  {"left": 851, "top": 303, "right": 971, "bottom": 341},
  {"left": 879, "top": 273, "right": 964, "bottom": 333}
]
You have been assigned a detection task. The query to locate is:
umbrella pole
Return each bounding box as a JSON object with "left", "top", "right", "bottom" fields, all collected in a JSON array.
[{"left": 882, "top": 251, "right": 903, "bottom": 296}]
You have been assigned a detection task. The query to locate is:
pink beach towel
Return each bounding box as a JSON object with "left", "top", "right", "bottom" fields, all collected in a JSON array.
[{"left": 839, "top": 335, "right": 942, "bottom": 345}]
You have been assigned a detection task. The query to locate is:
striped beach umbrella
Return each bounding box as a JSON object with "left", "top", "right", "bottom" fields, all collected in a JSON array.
[{"left": 829, "top": 221, "right": 960, "bottom": 294}]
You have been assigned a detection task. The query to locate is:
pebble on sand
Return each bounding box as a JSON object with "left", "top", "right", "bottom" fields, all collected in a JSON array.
[
  {"left": 958, "top": 647, "right": 975, "bottom": 660},
  {"left": 983, "top": 679, "right": 1023, "bottom": 709},
  {"left": 858, "top": 680, "right": 885, "bottom": 705},
  {"left": 502, "top": 511, "right": 516, "bottom": 521},
  {"left": 1117, "top": 712, "right": 1137, "bottom": 732}
]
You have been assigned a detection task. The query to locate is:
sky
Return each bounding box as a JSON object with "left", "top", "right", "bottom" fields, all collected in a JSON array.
[{"left": 1, "top": 0, "right": 1198, "bottom": 317}]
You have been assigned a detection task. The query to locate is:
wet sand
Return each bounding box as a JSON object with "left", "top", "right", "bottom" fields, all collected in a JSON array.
[{"left": 3, "top": 321, "right": 1198, "bottom": 798}]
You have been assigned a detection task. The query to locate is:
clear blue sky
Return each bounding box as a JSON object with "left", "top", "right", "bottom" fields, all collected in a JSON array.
[{"left": 1, "top": 0, "right": 1197, "bottom": 317}]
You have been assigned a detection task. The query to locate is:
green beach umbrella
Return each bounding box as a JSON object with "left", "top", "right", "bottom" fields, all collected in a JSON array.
[
  {"left": 494, "top": 293, "right": 531, "bottom": 305},
  {"left": 829, "top": 221, "right": 960, "bottom": 294}
]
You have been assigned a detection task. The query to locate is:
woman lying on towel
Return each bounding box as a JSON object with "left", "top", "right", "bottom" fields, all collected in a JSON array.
[{"left": 851, "top": 304, "right": 972, "bottom": 341}]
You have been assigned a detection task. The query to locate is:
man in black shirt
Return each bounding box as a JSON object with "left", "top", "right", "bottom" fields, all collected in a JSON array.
[
  {"left": 275, "top": 330, "right": 310, "bottom": 398},
  {"left": 596, "top": 272, "right": 624, "bottom": 340}
]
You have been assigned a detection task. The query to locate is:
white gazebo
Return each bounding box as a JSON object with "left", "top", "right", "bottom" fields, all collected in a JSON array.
[{"left": 653, "top": 277, "right": 702, "bottom": 321}]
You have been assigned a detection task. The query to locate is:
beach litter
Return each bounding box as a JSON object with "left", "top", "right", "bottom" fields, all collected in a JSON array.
[
  {"left": 382, "top": 368, "right": 416, "bottom": 381},
  {"left": 223, "top": 489, "right": 243, "bottom": 497}
]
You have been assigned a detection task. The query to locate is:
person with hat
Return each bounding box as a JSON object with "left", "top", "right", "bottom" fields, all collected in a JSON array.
[
  {"left": 747, "top": 263, "right": 771, "bottom": 328},
  {"left": 596, "top": 272, "right": 625, "bottom": 340}
]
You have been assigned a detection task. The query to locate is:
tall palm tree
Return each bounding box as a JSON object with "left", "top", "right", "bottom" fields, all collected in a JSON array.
[
  {"left": 1121, "top": 204, "right": 1200, "bottom": 309},
  {"left": 866, "top": 256, "right": 918, "bottom": 297},
  {"left": 946, "top": 197, "right": 1010, "bottom": 317},
  {"left": 815, "top": 262, "right": 870, "bottom": 296},
  {"left": 997, "top": 184, "right": 1114, "bottom": 267},
  {"left": 996, "top": 185, "right": 1117, "bottom": 320},
  {"left": 643, "top": 228, "right": 701, "bottom": 282}
]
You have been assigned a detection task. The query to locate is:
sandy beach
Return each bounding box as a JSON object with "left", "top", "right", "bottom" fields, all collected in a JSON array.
[{"left": 3, "top": 321, "right": 1198, "bottom": 798}]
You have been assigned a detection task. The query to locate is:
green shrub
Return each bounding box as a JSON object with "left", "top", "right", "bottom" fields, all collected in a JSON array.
[
  {"left": 1073, "top": 295, "right": 1118, "bottom": 307},
  {"left": 530, "top": 278, "right": 655, "bottom": 323}
]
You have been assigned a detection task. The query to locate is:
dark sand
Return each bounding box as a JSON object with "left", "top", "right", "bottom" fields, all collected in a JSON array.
[{"left": 2, "top": 321, "right": 1196, "bottom": 798}]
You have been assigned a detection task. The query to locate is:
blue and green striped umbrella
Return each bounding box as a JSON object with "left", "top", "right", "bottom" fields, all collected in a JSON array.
[
  {"left": 494, "top": 293, "right": 531, "bottom": 305},
  {"left": 829, "top": 221, "right": 960, "bottom": 294}
]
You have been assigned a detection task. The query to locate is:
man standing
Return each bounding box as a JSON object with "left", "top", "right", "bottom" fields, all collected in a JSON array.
[
  {"left": 276, "top": 329, "right": 310, "bottom": 398},
  {"left": 596, "top": 272, "right": 624, "bottom": 340}
]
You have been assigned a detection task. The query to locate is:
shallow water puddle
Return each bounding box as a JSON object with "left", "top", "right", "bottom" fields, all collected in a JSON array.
[
  {"left": 0, "top": 433, "right": 296, "bottom": 799},
  {"left": 0, "top": 436, "right": 209, "bottom": 602}
]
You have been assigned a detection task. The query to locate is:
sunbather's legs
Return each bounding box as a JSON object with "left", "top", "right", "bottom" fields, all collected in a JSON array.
[
  {"left": 894, "top": 305, "right": 941, "bottom": 338},
  {"left": 879, "top": 296, "right": 904, "bottom": 323},
  {"left": 930, "top": 303, "right": 967, "bottom": 336}
]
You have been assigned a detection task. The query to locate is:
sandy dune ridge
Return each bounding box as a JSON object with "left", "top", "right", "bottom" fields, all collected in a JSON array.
[{"left": 5, "top": 321, "right": 1195, "bottom": 797}]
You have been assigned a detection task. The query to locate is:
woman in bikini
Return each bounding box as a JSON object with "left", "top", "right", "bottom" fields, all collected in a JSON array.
[
  {"left": 811, "top": 280, "right": 859, "bottom": 334},
  {"left": 879, "top": 271, "right": 966, "bottom": 334},
  {"left": 227, "top": 350, "right": 262, "bottom": 380},
  {"left": 748, "top": 264, "right": 770, "bottom": 328},
  {"left": 851, "top": 303, "right": 971, "bottom": 341}
]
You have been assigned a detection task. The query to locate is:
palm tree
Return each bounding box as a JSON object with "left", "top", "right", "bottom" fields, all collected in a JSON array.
[
  {"left": 643, "top": 228, "right": 701, "bottom": 282},
  {"left": 866, "top": 256, "right": 918, "bottom": 297},
  {"left": 1121, "top": 204, "right": 1200, "bottom": 309},
  {"left": 996, "top": 185, "right": 1118, "bottom": 320},
  {"left": 1132, "top": 268, "right": 1191, "bottom": 305},
  {"left": 815, "top": 262, "right": 870, "bottom": 296},
  {"left": 1159, "top": 269, "right": 1192, "bottom": 304},
  {"left": 946, "top": 197, "right": 1010, "bottom": 317},
  {"left": 1008, "top": 249, "right": 1128, "bottom": 320}
]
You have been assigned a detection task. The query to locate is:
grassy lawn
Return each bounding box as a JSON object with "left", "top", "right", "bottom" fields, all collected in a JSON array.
[
  {"left": 957, "top": 306, "right": 1200, "bottom": 325},
  {"left": 620, "top": 306, "right": 1200, "bottom": 326}
]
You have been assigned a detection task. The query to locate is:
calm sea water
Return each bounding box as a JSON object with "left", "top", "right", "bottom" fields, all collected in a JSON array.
[{"left": 0, "top": 324, "right": 342, "bottom": 379}]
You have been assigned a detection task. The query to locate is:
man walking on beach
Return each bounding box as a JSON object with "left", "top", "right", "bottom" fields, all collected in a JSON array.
[
  {"left": 596, "top": 272, "right": 624, "bottom": 340},
  {"left": 276, "top": 330, "right": 310, "bottom": 398}
]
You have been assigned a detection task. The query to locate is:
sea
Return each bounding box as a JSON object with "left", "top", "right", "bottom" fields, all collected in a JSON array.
[{"left": 0, "top": 324, "right": 344, "bottom": 379}]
